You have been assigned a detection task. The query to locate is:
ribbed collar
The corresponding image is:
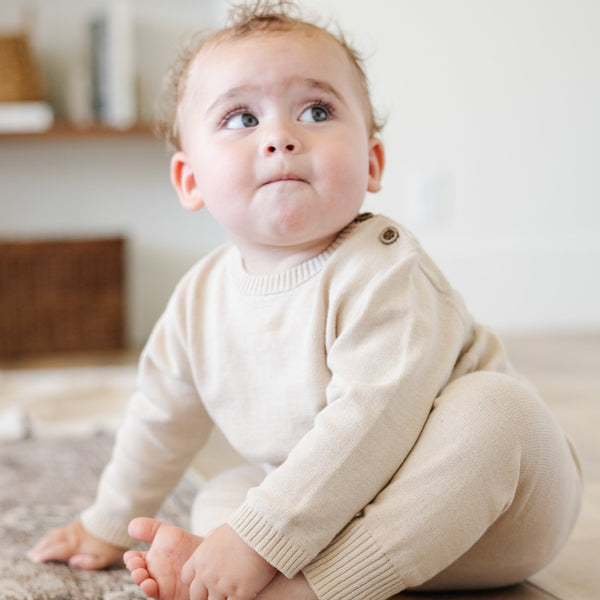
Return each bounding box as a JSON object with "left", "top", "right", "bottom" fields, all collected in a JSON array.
[{"left": 229, "top": 218, "right": 365, "bottom": 296}]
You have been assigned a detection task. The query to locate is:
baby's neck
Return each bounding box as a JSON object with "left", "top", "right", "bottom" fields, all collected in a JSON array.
[{"left": 235, "top": 234, "right": 339, "bottom": 275}]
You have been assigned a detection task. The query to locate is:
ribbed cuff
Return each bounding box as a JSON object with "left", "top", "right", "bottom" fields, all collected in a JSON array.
[
  {"left": 302, "top": 521, "right": 406, "bottom": 600},
  {"left": 228, "top": 504, "right": 312, "bottom": 577},
  {"left": 80, "top": 506, "right": 135, "bottom": 549}
]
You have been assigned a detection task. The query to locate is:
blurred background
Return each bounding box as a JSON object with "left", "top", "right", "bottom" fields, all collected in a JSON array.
[{"left": 1, "top": 0, "right": 599, "bottom": 353}]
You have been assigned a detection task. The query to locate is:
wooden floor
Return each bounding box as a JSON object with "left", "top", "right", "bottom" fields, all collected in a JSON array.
[
  {"left": 1, "top": 334, "right": 598, "bottom": 599},
  {"left": 503, "top": 334, "right": 600, "bottom": 600}
]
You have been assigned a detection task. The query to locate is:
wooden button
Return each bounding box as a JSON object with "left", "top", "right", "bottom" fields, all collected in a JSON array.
[{"left": 379, "top": 226, "right": 399, "bottom": 244}]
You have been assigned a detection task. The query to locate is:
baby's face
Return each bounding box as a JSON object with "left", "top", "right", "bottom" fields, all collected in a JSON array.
[{"left": 174, "top": 29, "right": 383, "bottom": 272}]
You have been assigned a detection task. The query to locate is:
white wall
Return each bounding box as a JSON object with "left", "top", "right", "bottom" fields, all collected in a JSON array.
[
  {"left": 1, "top": 0, "right": 599, "bottom": 346},
  {"left": 301, "top": 0, "right": 600, "bottom": 333}
]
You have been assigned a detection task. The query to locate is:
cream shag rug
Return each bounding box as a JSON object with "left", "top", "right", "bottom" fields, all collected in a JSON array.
[{"left": 0, "top": 434, "right": 197, "bottom": 600}]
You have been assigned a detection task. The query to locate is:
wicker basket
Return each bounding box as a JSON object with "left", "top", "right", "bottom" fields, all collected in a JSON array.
[
  {"left": 0, "top": 33, "right": 44, "bottom": 102},
  {"left": 0, "top": 237, "right": 126, "bottom": 358}
]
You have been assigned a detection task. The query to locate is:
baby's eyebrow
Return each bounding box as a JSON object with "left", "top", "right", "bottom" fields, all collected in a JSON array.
[
  {"left": 206, "top": 86, "right": 251, "bottom": 115},
  {"left": 303, "top": 78, "right": 345, "bottom": 104},
  {"left": 205, "top": 77, "right": 346, "bottom": 115}
]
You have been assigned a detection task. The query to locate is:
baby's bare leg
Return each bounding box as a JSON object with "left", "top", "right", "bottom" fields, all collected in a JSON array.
[
  {"left": 125, "top": 517, "right": 202, "bottom": 600},
  {"left": 257, "top": 572, "right": 318, "bottom": 600}
]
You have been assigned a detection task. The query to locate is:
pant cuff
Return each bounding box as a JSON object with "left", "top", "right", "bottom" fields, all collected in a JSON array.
[{"left": 302, "top": 520, "right": 406, "bottom": 600}]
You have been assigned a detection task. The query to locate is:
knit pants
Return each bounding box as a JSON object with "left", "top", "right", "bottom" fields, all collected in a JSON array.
[{"left": 190, "top": 372, "right": 582, "bottom": 600}]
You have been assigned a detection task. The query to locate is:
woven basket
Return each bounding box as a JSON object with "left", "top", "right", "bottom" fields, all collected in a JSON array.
[
  {"left": 0, "top": 33, "right": 44, "bottom": 102},
  {"left": 0, "top": 237, "right": 126, "bottom": 358}
]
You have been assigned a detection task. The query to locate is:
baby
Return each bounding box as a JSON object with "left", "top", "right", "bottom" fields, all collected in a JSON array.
[{"left": 28, "top": 2, "right": 582, "bottom": 600}]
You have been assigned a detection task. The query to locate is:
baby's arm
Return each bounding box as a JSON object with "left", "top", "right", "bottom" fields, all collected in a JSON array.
[
  {"left": 27, "top": 520, "right": 125, "bottom": 570},
  {"left": 30, "top": 271, "right": 214, "bottom": 572}
]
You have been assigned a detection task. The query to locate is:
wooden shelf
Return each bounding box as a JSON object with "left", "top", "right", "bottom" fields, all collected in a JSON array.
[{"left": 0, "top": 122, "right": 156, "bottom": 140}]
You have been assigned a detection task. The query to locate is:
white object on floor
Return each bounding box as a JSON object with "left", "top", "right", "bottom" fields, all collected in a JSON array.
[
  {"left": 0, "top": 406, "right": 28, "bottom": 442},
  {"left": 0, "top": 365, "right": 137, "bottom": 441}
]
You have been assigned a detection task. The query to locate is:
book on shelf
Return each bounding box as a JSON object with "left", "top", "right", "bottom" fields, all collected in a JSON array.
[
  {"left": 90, "top": 1, "right": 136, "bottom": 129},
  {"left": 0, "top": 101, "right": 54, "bottom": 133}
]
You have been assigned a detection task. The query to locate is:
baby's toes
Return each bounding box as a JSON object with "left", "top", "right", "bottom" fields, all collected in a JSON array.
[
  {"left": 139, "top": 576, "right": 160, "bottom": 599},
  {"left": 123, "top": 550, "right": 162, "bottom": 599},
  {"left": 130, "top": 566, "right": 152, "bottom": 587},
  {"left": 123, "top": 550, "right": 146, "bottom": 572}
]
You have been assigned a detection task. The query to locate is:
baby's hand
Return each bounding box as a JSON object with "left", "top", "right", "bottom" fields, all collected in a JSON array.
[
  {"left": 182, "top": 523, "right": 278, "bottom": 600},
  {"left": 27, "top": 520, "right": 124, "bottom": 570}
]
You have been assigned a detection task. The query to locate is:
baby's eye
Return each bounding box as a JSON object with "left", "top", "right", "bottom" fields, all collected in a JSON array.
[
  {"left": 299, "top": 105, "right": 330, "bottom": 123},
  {"left": 225, "top": 112, "right": 259, "bottom": 129}
]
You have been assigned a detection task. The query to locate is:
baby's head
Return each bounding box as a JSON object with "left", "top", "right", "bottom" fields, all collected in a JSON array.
[
  {"left": 162, "top": 0, "right": 386, "bottom": 273},
  {"left": 156, "top": 0, "right": 383, "bottom": 151}
]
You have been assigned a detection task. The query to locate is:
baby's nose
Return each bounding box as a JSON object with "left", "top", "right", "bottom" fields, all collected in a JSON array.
[
  {"left": 262, "top": 125, "right": 301, "bottom": 155},
  {"left": 266, "top": 143, "right": 296, "bottom": 153}
]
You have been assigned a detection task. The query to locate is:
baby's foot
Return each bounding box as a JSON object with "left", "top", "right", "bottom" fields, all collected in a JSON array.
[{"left": 124, "top": 517, "right": 202, "bottom": 600}]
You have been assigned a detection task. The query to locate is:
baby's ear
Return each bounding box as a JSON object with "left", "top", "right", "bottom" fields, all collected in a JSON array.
[
  {"left": 367, "top": 137, "right": 385, "bottom": 193},
  {"left": 170, "top": 151, "right": 205, "bottom": 211}
]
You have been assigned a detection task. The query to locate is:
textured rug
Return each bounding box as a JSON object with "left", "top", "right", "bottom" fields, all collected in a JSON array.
[{"left": 0, "top": 434, "right": 197, "bottom": 600}]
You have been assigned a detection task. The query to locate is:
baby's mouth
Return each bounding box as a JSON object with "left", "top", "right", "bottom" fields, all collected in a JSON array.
[{"left": 263, "top": 174, "right": 307, "bottom": 187}]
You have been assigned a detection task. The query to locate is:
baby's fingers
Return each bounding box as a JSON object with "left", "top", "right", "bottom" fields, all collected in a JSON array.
[
  {"left": 69, "top": 552, "right": 112, "bottom": 570},
  {"left": 27, "top": 537, "right": 72, "bottom": 564},
  {"left": 27, "top": 523, "right": 77, "bottom": 562}
]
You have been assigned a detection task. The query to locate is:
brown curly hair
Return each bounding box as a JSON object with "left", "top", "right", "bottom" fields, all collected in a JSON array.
[{"left": 154, "top": 0, "right": 383, "bottom": 151}]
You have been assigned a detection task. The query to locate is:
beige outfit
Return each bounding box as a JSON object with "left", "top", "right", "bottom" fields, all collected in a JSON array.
[{"left": 81, "top": 214, "right": 581, "bottom": 600}]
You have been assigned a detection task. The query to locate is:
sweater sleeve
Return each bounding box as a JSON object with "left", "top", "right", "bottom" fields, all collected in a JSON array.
[
  {"left": 81, "top": 277, "right": 213, "bottom": 548},
  {"left": 228, "top": 244, "right": 473, "bottom": 576}
]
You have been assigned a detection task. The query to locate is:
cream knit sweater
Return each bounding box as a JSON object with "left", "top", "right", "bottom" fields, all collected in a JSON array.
[{"left": 81, "top": 214, "right": 513, "bottom": 577}]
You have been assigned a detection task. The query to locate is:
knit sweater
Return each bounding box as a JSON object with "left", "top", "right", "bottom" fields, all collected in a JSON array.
[{"left": 81, "top": 213, "right": 512, "bottom": 576}]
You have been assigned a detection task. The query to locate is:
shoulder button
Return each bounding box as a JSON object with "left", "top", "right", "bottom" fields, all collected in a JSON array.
[{"left": 379, "top": 226, "right": 399, "bottom": 245}]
